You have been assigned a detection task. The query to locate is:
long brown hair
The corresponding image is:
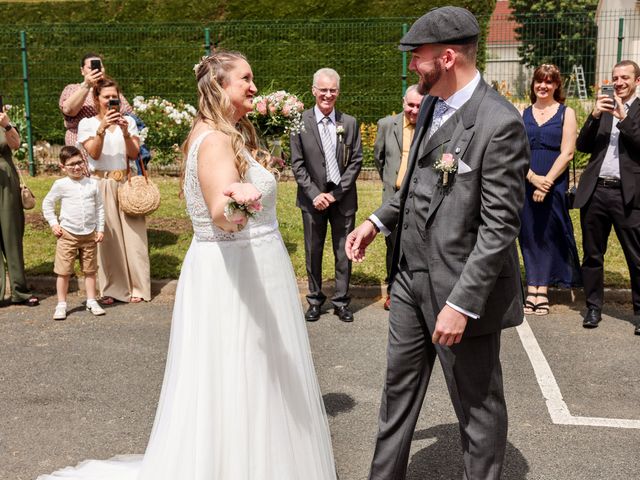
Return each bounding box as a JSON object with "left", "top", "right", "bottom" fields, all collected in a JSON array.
[
  {"left": 181, "top": 50, "right": 261, "bottom": 182},
  {"left": 529, "top": 64, "right": 565, "bottom": 104}
]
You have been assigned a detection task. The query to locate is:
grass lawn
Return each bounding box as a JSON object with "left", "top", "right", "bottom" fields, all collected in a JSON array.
[{"left": 23, "top": 175, "right": 631, "bottom": 288}]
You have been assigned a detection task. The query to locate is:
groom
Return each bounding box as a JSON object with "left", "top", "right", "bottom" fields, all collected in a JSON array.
[{"left": 346, "top": 6, "right": 529, "bottom": 479}]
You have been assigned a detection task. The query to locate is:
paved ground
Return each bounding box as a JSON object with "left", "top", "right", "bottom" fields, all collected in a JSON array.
[{"left": 1, "top": 291, "right": 639, "bottom": 480}]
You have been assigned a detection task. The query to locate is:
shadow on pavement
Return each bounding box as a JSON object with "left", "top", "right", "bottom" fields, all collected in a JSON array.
[
  {"left": 407, "top": 423, "right": 529, "bottom": 479},
  {"left": 323, "top": 392, "right": 356, "bottom": 417}
]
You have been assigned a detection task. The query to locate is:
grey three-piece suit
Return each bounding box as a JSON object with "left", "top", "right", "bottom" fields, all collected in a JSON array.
[{"left": 369, "top": 80, "right": 529, "bottom": 480}]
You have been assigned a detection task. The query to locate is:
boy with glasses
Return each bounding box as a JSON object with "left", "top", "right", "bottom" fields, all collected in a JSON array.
[{"left": 43, "top": 146, "right": 105, "bottom": 320}]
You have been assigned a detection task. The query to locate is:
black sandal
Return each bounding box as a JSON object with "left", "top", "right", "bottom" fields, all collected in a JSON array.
[
  {"left": 534, "top": 294, "right": 549, "bottom": 316},
  {"left": 524, "top": 290, "right": 537, "bottom": 315},
  {"left": 14, "top": 296, "right": 39, "bottom": 307}
]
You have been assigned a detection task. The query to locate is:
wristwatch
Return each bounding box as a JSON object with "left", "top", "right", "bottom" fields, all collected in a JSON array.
[{"left": 4, "top": 124, "right": 14, "bottom": 132}]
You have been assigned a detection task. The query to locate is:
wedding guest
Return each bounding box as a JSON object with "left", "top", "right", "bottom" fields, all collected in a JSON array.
[
  {"left": 519, "top": 64, "right": 581, "bottom": 316},
  {"left": 574, "top": 60, "right": 640, "bottom": 334},
  {"left": 0, "top": 106, "right": 39, "bottom": 306},
  {"left": 59, "top": 53, "right": 132, "bottom": 146},
  {"left": 373, "top": 84, "right": 424, "bottom": 310},
  {"left": 78, "top": 77, "right": 150, "bottom": 304},
  {"left": 290, "top": 68, "right": 363, "bottom": 323},
  {"left": 43, "top": 146, "right": 106, "bottom": 320}
]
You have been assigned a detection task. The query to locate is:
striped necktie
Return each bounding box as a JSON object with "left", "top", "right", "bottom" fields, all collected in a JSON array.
[{"left": 321, "top": 117, "right": 341, "bottom": 184}]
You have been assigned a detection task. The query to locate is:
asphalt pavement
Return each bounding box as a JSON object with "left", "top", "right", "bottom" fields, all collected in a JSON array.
[{"left": 1, "top": 290, "right": 639, "bottom": 480}]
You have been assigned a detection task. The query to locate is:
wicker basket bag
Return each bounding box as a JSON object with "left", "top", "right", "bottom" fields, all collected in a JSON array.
[{"left": 118, "top": 158, "right": 160, "bottom": 217}]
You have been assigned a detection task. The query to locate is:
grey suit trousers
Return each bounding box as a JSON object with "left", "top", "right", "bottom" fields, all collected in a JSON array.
[{"left": 369, "top": 268, "right": 507, "bottom": 480}]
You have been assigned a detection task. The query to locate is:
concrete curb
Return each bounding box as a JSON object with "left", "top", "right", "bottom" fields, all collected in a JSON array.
[{"left": 24, "top": 276, "right": 633, "bottom": 305}]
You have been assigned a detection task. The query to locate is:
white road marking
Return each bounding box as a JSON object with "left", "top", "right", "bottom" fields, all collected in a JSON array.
[{"left": 516, "top": 318, "right": 640, "bottom": 429}]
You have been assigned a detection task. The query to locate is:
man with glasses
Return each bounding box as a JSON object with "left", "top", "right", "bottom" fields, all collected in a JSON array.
[
  {"left": 290, "top": 68, "right": 363, "bottom": 322},
  {"left": 373, "top": 84, "right": 424, "bottom": 310}
]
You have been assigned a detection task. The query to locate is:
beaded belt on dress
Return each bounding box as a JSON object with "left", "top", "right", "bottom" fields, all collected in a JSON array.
[
  {"left": 193, "top": 220, "right": 279, "bottom": 243},
  {"left": 93, "top": 169, "right": 128, "bottom": 181}
]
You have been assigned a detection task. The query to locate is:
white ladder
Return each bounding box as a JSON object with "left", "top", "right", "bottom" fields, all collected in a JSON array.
[{"left": 570, "top": 65, "right": 588, "bottom": 99}]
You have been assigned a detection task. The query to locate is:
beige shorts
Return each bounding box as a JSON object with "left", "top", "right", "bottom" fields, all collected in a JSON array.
[{"left": 54, "top": 229, "right": 98, "bottom": 276}]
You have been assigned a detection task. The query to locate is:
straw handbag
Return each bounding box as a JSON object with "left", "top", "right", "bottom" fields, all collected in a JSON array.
[
  {"left": 16, "top": 167, "right": 36, "bottom": 210},
  {"left": 118, "top": 157, "right": 160, "bottom": 217}
]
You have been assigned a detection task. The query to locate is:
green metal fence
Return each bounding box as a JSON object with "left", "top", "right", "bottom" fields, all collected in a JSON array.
[{"left": 0, "top": 11, "right": 638, "bottom": 174}]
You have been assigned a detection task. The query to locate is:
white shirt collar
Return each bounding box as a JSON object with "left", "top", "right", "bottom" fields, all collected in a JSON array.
[
  {"left": 441, "top": 71, "right": 482, "bottom": 111},
  {"left": 314, "top": 106, "right": 336, "bottom": 124}
]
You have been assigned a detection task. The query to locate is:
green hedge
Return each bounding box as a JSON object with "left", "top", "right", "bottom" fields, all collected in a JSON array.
[{"left": 0, "top": 1, "right": 494, "bottom": 145}]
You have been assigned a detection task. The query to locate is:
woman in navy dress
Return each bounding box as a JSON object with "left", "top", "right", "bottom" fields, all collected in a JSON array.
[{"left": 519, "top": 64, "right": 581, "bottom": 315}]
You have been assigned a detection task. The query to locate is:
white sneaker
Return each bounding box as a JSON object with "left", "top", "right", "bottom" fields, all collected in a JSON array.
[
  {"left": 86, "top": 302, "right": 106, "bottom": 316},
  {"left": 53, "top": 304, "right": 67, "bottom": 321}
]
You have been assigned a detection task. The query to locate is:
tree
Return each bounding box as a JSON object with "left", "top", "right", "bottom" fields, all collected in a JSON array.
[{"left": 509, "top": 1, "right": 598, "bottom": 84}]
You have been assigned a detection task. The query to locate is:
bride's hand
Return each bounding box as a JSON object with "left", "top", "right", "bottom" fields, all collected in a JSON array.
[{"left": 223, "top": 182, "right": 262, "bottom": 205}]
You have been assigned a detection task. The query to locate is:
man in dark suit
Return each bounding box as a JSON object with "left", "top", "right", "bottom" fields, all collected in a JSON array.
[
  {"left": 374, "top": 84, "right": 424, "bottom": 310},
  {"left": 574, "top": 60, "right": 640, "bottom": 335},
  {"left": 290, "top": 68, "right": 363, "bottom": 322},
  {"left": 346, "top": 7, "right": 529, "bottom": 479}
]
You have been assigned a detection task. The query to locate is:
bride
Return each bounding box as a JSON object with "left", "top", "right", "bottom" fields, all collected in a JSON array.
[{"left": 37, "top": 50, "right": 337, "bottom": 480}]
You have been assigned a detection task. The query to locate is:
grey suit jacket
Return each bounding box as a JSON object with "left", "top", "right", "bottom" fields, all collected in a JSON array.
[
  {"left": 375, "top": 80, "right": 530, "bottom": 336},
  {"left": 374, "top": 112, "right": 405, "bottom": 204},
  {"left": 290, "top": 109, "right": 363, "bottom": 216}
]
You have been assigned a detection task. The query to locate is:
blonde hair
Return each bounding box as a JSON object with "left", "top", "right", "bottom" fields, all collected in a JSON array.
[{"left": 181, "top": 50, "right": 261, "bottom": 181}]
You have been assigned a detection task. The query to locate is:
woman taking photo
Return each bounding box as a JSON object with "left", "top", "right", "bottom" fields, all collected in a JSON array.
[
  {"left": 59, "top": 53, "right": 132, "bottom": 146},
  {"left": 78, "top": 77, "right": 150, "bottom": 304},
  {"left": 37, "top": 50, "right": 336, "bottom": 480},
  {"left": 0, "top": 106, "right": 38, "bottom": 306},
  {"left": 519, "top": 64, "right": 581, "bottom": 315}
]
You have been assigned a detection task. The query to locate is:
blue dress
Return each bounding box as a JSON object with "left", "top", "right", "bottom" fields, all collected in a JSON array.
[{"left": 519, "top": 104, "right": 581, "bottom": 287}]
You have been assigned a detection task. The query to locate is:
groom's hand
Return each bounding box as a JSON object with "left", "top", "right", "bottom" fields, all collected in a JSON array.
[
  {"left": 346, "top": 220, "right": 377, "bottom": 262},
  {"left": 432, "top": 305, "right": 467, "bottom": 346}
]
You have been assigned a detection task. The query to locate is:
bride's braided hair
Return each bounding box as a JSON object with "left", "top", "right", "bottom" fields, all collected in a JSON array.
[{"left": 181, "top": 50, "right": 261, "bottom": 181}]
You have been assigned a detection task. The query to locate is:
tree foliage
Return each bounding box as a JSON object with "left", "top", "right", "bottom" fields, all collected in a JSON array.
[{"left": 509, "top": 0, "right": 598, "bottom": 82}]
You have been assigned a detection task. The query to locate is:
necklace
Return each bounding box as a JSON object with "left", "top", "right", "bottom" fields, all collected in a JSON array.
[{"left": 533, "top": 102, "right": 559, "bottom": 116}]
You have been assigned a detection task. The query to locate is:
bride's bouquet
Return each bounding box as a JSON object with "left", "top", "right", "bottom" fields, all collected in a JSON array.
[{"left": 248, "top": 90, "right": 305, "bottom": 138}]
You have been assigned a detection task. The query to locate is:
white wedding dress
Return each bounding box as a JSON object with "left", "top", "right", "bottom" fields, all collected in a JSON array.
[{"left": 37, "top": 131, "right": 337, "bottom": 480}]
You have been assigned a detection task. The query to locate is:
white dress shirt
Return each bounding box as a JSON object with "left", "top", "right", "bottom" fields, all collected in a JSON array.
[
  {"left": 314, "top": 106, "right": 337, "bottom": 138},
  {"left": 598, "top": 96, "right": 635, "bottom": 179},
  {"left": 42, "top": 176, "right": 105, "bottom": 235}
]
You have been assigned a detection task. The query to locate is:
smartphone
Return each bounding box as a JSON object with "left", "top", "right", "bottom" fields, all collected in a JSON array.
[
  {"left": 108, "top": 98, "right": 121, "bottom": 111},
  {"left": 0, "top": 95, "right": 3, "bottom": 112},
  {"left": 601, "top": 84, "right": 615, "bottom": 99},
  {"left": 90, "top": 59, "right": 102, "bottom": 72}
]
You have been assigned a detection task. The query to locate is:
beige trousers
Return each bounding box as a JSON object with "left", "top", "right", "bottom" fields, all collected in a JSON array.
[{"left": 97, "top": 178, "right": 151, "bottom": 302}]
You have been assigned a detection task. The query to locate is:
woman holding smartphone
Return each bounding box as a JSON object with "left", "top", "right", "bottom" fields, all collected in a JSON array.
[
  {"left": 59, "top": 53, "right": 132, "bottom": 146},
  {"left": 78, "top": 77, "right": 150, "bottom": 304}
]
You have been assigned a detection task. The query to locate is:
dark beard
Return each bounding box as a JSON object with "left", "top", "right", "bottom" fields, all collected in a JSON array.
[{"left": 418, "top": 58, "right": 443, "bottom": 95}]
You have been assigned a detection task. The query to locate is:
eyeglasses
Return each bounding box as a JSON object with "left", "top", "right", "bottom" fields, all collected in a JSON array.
[
  {"left": 65, "top": 162, "right": 85, "bottom": 169},
  {"left": 314, "top": 87, "right": 339, "bottom": 95}
]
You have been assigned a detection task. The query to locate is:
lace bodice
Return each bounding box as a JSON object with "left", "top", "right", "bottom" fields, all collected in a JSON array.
[{"left": 184, "top": 131, "right": 279, "bottom": 242}]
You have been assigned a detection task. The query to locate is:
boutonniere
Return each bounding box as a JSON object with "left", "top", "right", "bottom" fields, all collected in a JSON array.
[
  {"left": 336, "top": 124, "right": 345, "bottom": 143},
  {"left": 433, "top": 152, "right": 458, "bottom": 187}
]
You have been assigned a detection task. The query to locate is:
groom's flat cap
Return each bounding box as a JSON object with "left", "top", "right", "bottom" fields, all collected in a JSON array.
[{"left": 398, "top": 6, "right": 480, "bottom": 51}]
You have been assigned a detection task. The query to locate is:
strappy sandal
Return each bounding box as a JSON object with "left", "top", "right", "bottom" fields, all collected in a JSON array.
[
  {"left": 99, "top": 296, "right": 116, "bottom": 305},
  {"left": 534, "top": 294, "right": 550, "bottom": 316},
  {"left": 523, "top": 291, "right": 537, "bottom": 315}
]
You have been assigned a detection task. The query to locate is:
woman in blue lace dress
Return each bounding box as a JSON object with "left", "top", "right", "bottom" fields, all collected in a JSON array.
[{"left": 519, "top": 64, "right": 581, "bottom": 315}]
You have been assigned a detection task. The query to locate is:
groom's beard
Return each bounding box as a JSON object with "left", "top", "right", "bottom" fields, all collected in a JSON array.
[{"left": 418, "top": 58, "right": 443, "bottom": 96}]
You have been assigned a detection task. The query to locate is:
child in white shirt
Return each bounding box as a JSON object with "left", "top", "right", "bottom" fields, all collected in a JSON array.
[{"left": 42, "top": 146, "right": 106, "bottom": 320}]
